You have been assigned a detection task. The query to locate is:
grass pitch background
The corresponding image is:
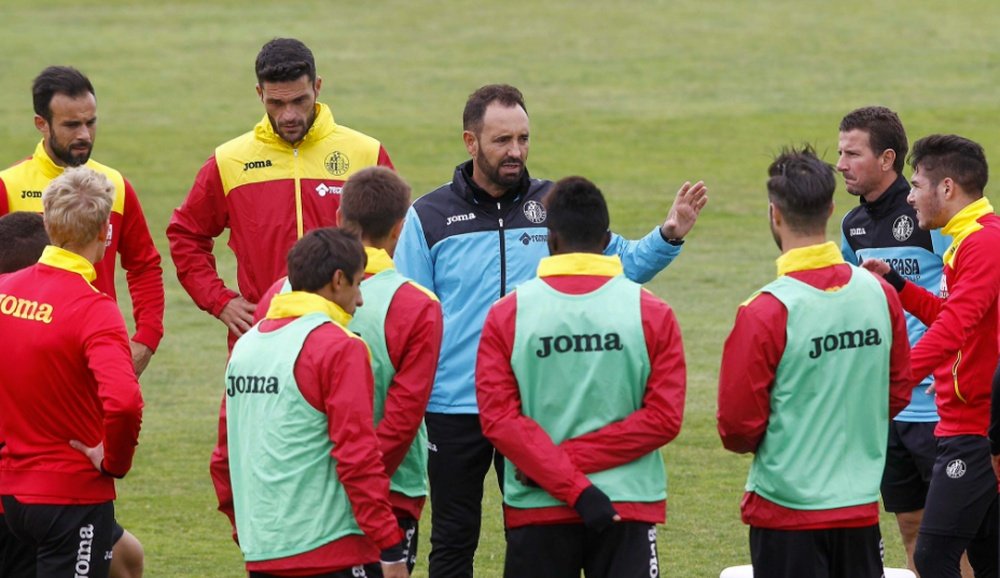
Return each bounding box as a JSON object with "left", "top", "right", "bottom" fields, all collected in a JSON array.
[{"left": 2, "top": 1, "right": 999, "bottom": 575}]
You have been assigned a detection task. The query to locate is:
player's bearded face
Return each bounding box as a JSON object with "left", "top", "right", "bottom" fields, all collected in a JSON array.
[
  {"left": 42, "top": 92, "right": 97, "bottom": 168},
  {"left": 259, "top": 76, "right": 319, "bottom": 145},
  {"left": 476, "top": 148, "right": 525, "bottom": 190},
  {"left": 49, "top": 127, "right": 93, "bottom": 167}
]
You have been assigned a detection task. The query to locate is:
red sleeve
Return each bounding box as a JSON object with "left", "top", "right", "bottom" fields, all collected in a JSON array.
[
  {"left": 119, "top": 179, "right": 165, "bottom": 351},
  {"left": 0, "top": 178, "right": 8, "bottom": 214},
  {"left": 209, "top": 393, "right": 237, "bottom": 537},
  {"left": 166, "top": 156, "right": 239, "bottom": 317},
  {"left": 905, "top": 234, "right": 1000, "bottom": 384},
  {"left": 300, "top": 327, "right": 402, "bottom": 549},
  {"left": 881, "top": 279, "right": 914, "bottom": 417},
  {"left": 253, "top": 278, "right": 286, "bottom": 324},
  {"left": 476, "top": 294, "right": 594, "bottom": 507},
  {"left": 84, "top": 302, "right": 144, "bottom": 477},
  {"left": 717, "top": 294, "right": 784, "bottom": 454},
  {"left": 898, "top": 281, "right": 943, "bottom": 329},
  {"left": 376, "top": 146, "right": 393, "bottom": 170},
  {"left": 377, "top": 284, "right": 442, "bottom": 475},
  {"left": 558, "top": 289, "right": 685, "bottom": 473}
]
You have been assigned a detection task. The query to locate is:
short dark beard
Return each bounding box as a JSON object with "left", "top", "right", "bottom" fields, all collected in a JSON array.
[
  {"left": 476, "top": 149, "right": 524, "bottom": 192},
  {"left": 48, "top": 128, "right": 91, "bottom": 167}
]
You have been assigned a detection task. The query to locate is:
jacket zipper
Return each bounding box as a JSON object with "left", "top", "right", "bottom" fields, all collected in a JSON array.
[
  {"left": 293, "top": 147, "right": 304, "bottom": 238},
  {"left": 498, "top": 201, "right": 506, "bottom": 298}
]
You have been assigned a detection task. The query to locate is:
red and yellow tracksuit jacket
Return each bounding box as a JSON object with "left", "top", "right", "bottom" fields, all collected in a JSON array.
[
  {"left": 898, "top": 198, "right": 1000, "bottom": 438},
  {"left": 0, "top": 246, "right": 143, "bottom": 504},
  {"left": 0, "top": 141, "right": 165, "bottom": 350},
  {"left": 166, "top": 103, "right": 393, "bottom": 345}
]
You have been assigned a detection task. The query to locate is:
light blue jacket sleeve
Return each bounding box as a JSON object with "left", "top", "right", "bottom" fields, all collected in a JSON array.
[
  {"left": 604, "top": 226, "right": 682, "bottom": 284},
  {"left": 395, "top": 206, "right": 436, "bottom": 292},
  {"left": 840, "top": 229, "right": 859, "bottom": 265}
]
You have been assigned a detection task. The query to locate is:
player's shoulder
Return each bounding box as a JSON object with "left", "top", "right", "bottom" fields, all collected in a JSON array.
[{"left": 401, "top": 279, "right": 439, "bottom": 303}]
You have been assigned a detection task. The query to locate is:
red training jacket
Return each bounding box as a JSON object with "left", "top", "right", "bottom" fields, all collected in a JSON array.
[
  {"left": 0, "top": 246, "right": 143, "bottom": 504},
  {"left": 898, "top": 199, "right": 1000, "bottom": 438}
]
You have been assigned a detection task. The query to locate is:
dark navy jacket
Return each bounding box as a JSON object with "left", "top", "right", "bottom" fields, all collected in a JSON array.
[{"left": 840, "top": 175, "right": 949, "bottom": 421}]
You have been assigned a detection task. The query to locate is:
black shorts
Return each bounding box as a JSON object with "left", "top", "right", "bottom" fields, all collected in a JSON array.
[
  {"left": 1, "top": 496, "right": 115, "bottom": 578},
  {"left": 749, "top": 524, "right": 884, "bottom": 578},
  {"left": 504, "top": 522, "right": 659, "bottom": 578},
  {"left": 880, "top": 420, "right": 937, "bottom": 513},
  {"left": 0, "top": 512, "right": 35, "bottom": 578},
  {"left": 920, "top": 435, "right": 998, "bottom": 539}
]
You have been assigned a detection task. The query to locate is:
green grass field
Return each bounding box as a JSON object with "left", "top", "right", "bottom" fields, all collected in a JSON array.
[{"left": 2, "top": 1, "right": 999, "bottom": 575}]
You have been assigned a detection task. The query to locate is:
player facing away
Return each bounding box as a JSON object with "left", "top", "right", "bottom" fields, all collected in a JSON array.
[
  {"left": 476, "top": 176, "right": 686, "bottom": 578},
  {"left": 211, "top": 228, "right": 409, "bottom": 578},
  {"left": 0, "top": 167, "right": 144, "bottom": 578},
  {"left": 718, "top": 147, "right": 913, "bottom": 578},
  {"left": 863, "top": 134, "right": 1000, "bottom": 577},
  {"left": 0, "top": 212, "right": 145, "bottom": 578}
]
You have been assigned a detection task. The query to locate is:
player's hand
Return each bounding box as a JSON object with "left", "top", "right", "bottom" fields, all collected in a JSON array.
[
  {"left": 860, "top": 257, "right": 891, "bottom": 276},
  {"left": 573, "top": 485, "right": 621, "bottom": 532},
  {"left": 69, "top": 440, "right": 104, "bottom": 472},
  {"left": 380, "top": 561, "right": 409, "bottom": 578},
  {"left": 130, "top": 341, "right": 154, "bottom": 378},
  {"left": 515, "top": 467, "right": 540, "bottom": 487},
  {"left": 219, "top": 296, "right": 257, "bottom": 337},
  {"left": 660, "top": 180, "right": 708, "bottom": 241}
]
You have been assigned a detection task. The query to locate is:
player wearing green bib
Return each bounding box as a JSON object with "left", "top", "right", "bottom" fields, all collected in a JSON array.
[
  {"left": 211, "top": 228, "right": 408, "bottom": 578},
  {"left": 477, "top": 176, "right": 686, "bottom": 578},
  {"left": 339, "top": 167, "right": 443, "bottom": 574},
  {"left": 718, "top": 147, "right": 913, "bottom": 578}
]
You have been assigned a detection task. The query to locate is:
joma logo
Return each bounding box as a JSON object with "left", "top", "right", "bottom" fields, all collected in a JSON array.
[
  {"left": 808, "top": 329, "right": 882, "bottom": 359},
  {"left": 446, "top": 213, "right": 476, "bottom": 226},
  {"left": 536, "top": 332, "right": 623, "bottom": 358},
  {"left": 243, "top": 160, "right": 273, "bottom": 171},
  {"left": 226, "top": 374, "right": 279, "bottom": 396},
  {"left": 20, "top": 190, "right": 42, "bottom": 199},
  {"left": 0, "top": 294, "right": 53, "bottom": 324}
]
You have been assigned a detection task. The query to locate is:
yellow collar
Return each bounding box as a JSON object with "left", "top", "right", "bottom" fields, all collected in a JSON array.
[
  {"left": 775, "top": 242, "right": 844, "bottom": 277},
  {"left": 32, "top": 140, "right": 67, "bottom": 180},
  {"left": 38, "top": 245, "right": 97, "bottom": 282},
  {"left": 364, "top": 247, "right": 395, "bottom": 275},
  {"left": 942, "top": 198, "right": 994, "bottom": 266},
  {"left": 255, "top": 102, "right": 336, "bottom": 147},
  {"left": 537, "top": 253, "right": 624, "bottom": 277},
  {"left": 265, "top": 291, "right": 352, "bottom": 327}
]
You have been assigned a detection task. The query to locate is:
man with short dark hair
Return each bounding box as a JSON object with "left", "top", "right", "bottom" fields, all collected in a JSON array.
[
  {"left": 718, "top": 147, "right": 912, "bottom": 578},
  {"left": 168, "top": 37, "right": 394, "bottom": 350},
  {"left": 476, "top": 176, "right": 686, "bottom": 577},
  {"left": 0, "top": 166, "right": 144, "bottom": 578},
  {"left": 864, "top": 134, "right": 1000, "bottom": 577},
  {"left": 836, "top": 106, "right": 949, "bottom": 573},
  {"left": 394, "top": 83, "right": 707, "bottom": 577},
  {"left": 0, "top": 65, "right": 164, "bottom": 377},
  {"left": 211, "top": 227, "right": 408, "bottom": 578},
  {"left": 0, "top": 212, "right": 47, "bottom": 274}
]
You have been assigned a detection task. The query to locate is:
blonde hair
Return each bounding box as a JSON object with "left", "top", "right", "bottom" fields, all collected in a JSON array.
[{"left": 42, "top": 166, "right": 114, "bottom": 247}]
